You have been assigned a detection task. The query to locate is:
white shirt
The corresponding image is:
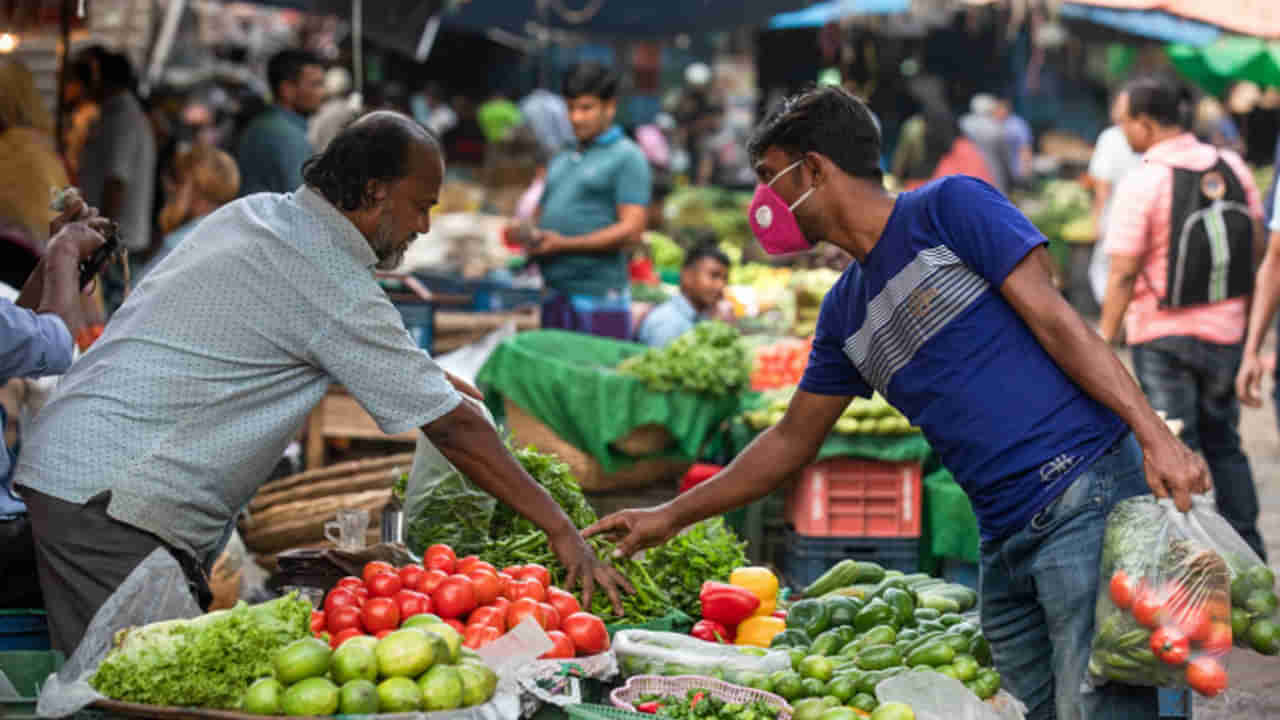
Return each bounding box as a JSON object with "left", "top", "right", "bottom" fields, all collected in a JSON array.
[
  {"left": 15, "top": 187, "right": 461, "bottom": 563},
  {"left": 77, "top": 92, "right": 157, "bottom": 251},
  {"left": 1088, "top": 126, "right": 1142, "bottom": 233}
]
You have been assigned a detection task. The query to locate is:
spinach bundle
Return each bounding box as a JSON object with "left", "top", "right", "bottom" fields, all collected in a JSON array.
[{"left": 617, "top": 321, "right": 751, "bottom": 396}]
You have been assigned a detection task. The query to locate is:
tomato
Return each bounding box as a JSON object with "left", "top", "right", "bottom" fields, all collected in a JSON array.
[
  {"left": 456, "top": 555, "right": 482, "bottom": 574},
  {"left": 418, "top": 569, "right": 449, "bottom": 595},
  {"left": 352, "top": 586, "right": 370, "bottom": 607},
  {"left": 463, "top": 624, "right": 500, "bottom": 649},
  {"left": 310, "top": 610, "right": 327, "bottom": 634},
  {"left": 362, "top": 560, "right": 395, "bottom": 585},
  {"left": 1175, "top": 605, "right": 1213, "bottom": 645},
  {"left": 1109, "top": 571, "right": 1135, "bottom": 610},
  {"left": 324, "top": 588, "right": 359, "bottom": 616},
  {"left": 496, "top": 572, "right": 513, "bottom": 595},
  {"left": 469, "top": 561, "right": 498, "bottom": 577},
  {"left": 508, "top": 597, "right": 543, "bottom": 629},
  {"left": 1200, "top": 622, "right": 1233, "bottom": 656},
  {"left": 328, "top": 605, "right": 364, "bottom": 634},
  {"left": 1132, "top": 586, "right": 1165, "bottom": 629},
  {"left": 561, "top": 612, "right": 609, "bottom": 655},
  {"left": 432, "top": 574, "right": 478, "bottom": 619},
  {"left": 1151, "top": 626, "right": 1190, "bottom": 666},
  {"left": 507, "top": 577, "right": 547, "bottom": 603},
  {"left": 368, "top": 571, "right": 403, "bottom": 598},
  {"left": 399, "top": 564, "right": 427, "bottom": 591},
  {"left": 1186, "top": 656, "right": 1228, "bottom": 697},
  {"left": 539, "top": 602, "right": 561, "bottom": 631},
  {"left": 394, "top": 590, "right": 432, "bottom": 621},
  {"left": 363, "top": 597, "right": 401, "bottom": 633},
  {"left": 540, "top": 630, "right": 575, "bottom": 659},
  {"left": 546, "top": 587, "right": 582, "bottom": 619},
  {"left": 336, "top": 576, "right": 365, "bottom": 593},
  {"left": 444, "top": 618, "right": 465, "bottom": 633},
  {"left": 425, "top": 544, "right": 457, "bottom": 574},
  {"left": 469, "top": 606, "right": 507, "bottom": 632},
  {"left": 469, "top": 570, "right": 503, "bottom": 606},
  {"left": 491, "top": 596, "right": 511, "bottom": 617},
  {"left": 330, "top": 628, "right": 365, "bottom": 649},
  {"left": 515, "top": 564, "right": 552, "bottom": 589},
  {"left": 376, "top": 629, "right": 394, "bottom": 640}
]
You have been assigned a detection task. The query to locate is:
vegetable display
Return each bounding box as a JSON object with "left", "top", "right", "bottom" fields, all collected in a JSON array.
[
  {"left": 751, "top": 339, "right": 810, "bottom": 391},
  {"left": 744, "top": 391, "right": 920, "bottom": 437},
  {"left": 618, "top": 321, "right": 752, "bottom": 396},
  {"left": 614, "top": 630, "right": 792, "bottom": 681},
  {"left": 646, "top": 518, "right": 749, "bottom": 619},
  {"left": 89, "top": 594, "right": 313, "bottom": 709},
  {"left": 790, "top": 270, "right": 840, "bottom": 338},
  {"left": 632, "top": 688, "right": 783, "bottom": 720}
]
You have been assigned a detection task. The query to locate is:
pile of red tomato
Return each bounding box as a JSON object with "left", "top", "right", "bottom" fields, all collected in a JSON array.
[
  {"left": 1109, "top": 569, "right": 1231, "bottom": 696},
  {"left": 311, "top": 543, "right": 610, "bottom": 660},
  {"left": 750, "top": 339, "right": 810, "bottom": 391}
]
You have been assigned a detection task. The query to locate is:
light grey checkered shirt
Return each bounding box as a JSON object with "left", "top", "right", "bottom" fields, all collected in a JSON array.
[{"left": 15, "top": 186, "right": 461, "bottom": 565}]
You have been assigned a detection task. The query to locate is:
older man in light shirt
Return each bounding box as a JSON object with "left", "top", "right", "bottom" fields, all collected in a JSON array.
[{"left": 15, "top": 112, "right": 631, "bottom": 654}]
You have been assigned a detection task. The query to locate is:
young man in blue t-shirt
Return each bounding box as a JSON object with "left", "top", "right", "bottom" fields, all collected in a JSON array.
[{"left": 586, "top": 87, "right": 1209, "bottom": 720}]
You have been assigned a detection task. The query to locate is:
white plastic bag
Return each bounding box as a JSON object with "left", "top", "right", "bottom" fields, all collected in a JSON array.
[
  {"left": 876, "top": 671, "right": 1026, "bottom": 720},
  {"left": 612, "top": 630, "right": 791, "bottom": 684}
]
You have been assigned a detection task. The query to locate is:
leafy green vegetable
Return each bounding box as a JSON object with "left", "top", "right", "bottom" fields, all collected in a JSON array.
[
  {"left": 618, "top": 321, "right": 751, "bottom": 396},
  {"left": 638, "top": 688, "right": 781, "bottom": 720},
  {"left": 646, "top": 517, "right": 748, "bottom": 617},
  {"left": 89, "top": 593, "right": 311, "bottom": 709}
]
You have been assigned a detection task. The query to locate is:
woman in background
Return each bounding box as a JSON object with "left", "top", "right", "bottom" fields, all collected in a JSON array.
[{"left": 139, "top": 143, "right": 239, "bottom": 279}]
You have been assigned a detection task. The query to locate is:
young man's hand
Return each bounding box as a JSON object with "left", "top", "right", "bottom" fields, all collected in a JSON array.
[
  {"left": 1236, "top": 351, "right": 1267, "bottom": 407},
  {"left": 1139, "top": 430, "right": 1211, "bottom": 512}
]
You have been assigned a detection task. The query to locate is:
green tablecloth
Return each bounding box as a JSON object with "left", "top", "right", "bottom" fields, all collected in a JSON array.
[{"left": 476, "top": 330, "right": 742, "bottom": 473}]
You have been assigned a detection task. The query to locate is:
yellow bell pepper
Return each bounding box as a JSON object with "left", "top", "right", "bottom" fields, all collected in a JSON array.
[
  {"left": 729, "top": 566, "right": 779, "bottom": 617},
  {"left": 735, "top": 615, "right": 786, "bottom": 647}
]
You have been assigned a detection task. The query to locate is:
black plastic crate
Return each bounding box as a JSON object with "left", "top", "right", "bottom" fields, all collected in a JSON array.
[{"left": 780, "top": 529, "right": 920, "bottom": 590}]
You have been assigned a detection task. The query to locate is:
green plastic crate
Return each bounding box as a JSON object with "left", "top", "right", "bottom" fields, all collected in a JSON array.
[{"left": 0, "top": 650, "right": 64, "bottom": 717}]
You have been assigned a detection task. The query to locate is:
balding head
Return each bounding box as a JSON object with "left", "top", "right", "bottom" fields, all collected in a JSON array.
[{"left": 303, "top": 110, "right": 445, "bottom": 269}]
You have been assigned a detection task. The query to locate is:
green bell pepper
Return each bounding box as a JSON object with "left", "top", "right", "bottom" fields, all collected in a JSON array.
[
  {"left": 770, "top": 628, "right": 812, "bottom": 649},
  {"left": 825, "top": 596, "right": 862, "bottom": 628},
  {"left": 788, "top": 599, "right": 833, "bottom": 637}
]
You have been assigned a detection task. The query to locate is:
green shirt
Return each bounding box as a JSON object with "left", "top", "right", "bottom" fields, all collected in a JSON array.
[
  {"left": 538, "top": 126, "right": 652, "bottom": 296},
  {"left": 236, "top": 106, "right": 312, "bottom": 196}
]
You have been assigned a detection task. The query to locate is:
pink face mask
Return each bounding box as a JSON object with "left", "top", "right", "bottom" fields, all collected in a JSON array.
[{"left": 748, "top": 159, "right": 817, "bottom": 256}]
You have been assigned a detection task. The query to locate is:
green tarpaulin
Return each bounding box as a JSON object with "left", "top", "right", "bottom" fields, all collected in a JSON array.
[
  {"left": 476, "top": 330, "right": 742, "bottom": 473},
  {"left": 1168, "top": 37, "right": 1280, "bottom": 96}
]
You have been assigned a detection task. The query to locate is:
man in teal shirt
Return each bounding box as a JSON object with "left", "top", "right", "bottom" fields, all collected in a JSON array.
[
  {"left": 530, "top": 63, "right": 651, "bottom": 339},
  {"left": 236, "top": 49, "right": 325, "bottom": 196}
]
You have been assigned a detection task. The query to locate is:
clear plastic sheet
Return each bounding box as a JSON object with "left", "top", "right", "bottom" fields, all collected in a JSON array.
[
  {"left": 876, "top": 672, "right": 1026, "bottom": 720},
  {"left": 612, "top": 630, "right": 791, "bottom": 683}
]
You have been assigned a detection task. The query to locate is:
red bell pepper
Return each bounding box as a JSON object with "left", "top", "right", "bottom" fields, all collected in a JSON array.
[
  {"left": 772, "top": 609, "right": 788, "bottom": 620},
  {"left": 691, "top": 692, "right": 706, "bottom": 708},
  {"left": 700, "top": 581, "right": 760, "bottom": 627},
  {"left": 635, "top": 702, "right": 660, "bottom": 714},
  {"left": 691, "top": 619, "right": 734, "bottom": 644}
]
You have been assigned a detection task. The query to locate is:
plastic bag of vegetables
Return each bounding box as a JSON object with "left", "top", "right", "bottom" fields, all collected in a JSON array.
[
  {"left": 613, "top": 630, "right": 791, "bottom": 684},
  {"left": 1087, "top": 495, "right": 1276, "bottom": 698}
]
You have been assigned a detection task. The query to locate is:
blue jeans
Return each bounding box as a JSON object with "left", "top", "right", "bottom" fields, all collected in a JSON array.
[
  {"left": 980, "top": 433, "right": 1157, "bottom": 720},
  {"left": 1131, "top": 336, "right": 1266, "bottom": 561}
]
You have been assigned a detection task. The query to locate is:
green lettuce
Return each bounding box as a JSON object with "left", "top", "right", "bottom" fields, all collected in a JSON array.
[{"left": 89, "top": 593, "right": 311, "bottom": 709}]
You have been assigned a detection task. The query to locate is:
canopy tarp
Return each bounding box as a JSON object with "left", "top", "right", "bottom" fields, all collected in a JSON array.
[
  {"left": 1060, "top": 3, "right": 1221, "bottom": 46},
  {"left": 767, "top": 0, "right": 911, "bottom": 30},
  {"left": 1168, "top": 36, "right": 1280, "bottom": 95},
  {"left": 247, "top": 0, "right": 447, "bottom": 57},
  {"left": 1064, "top": 0, "right": 1280, "bottom": 39},
  {"left": 439, "top": 0, "right": 813, "bottom": 36}
]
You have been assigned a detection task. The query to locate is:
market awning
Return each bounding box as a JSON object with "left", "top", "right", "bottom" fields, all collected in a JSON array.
[
  {"left": 245, "top": 0, "right": 448, "bottom": 56},
  {"left": 1059, "top": 3, "right": 1221, "bottom": 46},
  {"left": 1063, "top": 0, "right": 1280, "bottom": 39},
  {"left": 437, "top": 0, "right": 814, "bottom": 36},
  {"left": 1168, "top": 36, "right": 1280, "bottom": 95},
  {"left": 767, "top": 0, "right": 911, "bottom": 30}
]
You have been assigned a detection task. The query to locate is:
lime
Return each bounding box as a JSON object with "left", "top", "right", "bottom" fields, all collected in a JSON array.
[
  {"left": 377, "top": 676, "right": 423, "bottom": 712},
  {"left": 411, "top": 623, "right": 463, "bottom": 664},
  {"left": 345, "top": 634, "right": 379, "bottom": 653},
  {"left": 850, "top": 692, "right": 877, "bottom": 712},
  {"left": 934, "top": 665, "right": 961, "bottom": 680},
  {"left": 377, "top": 629, "right": 441, "bottom": 678},
  {"left": 1246, "top": 618, "right": 1280, "bottom": 655},
  {"left": 274, "top": 637, "right": 332, "bottom": 685},
  {"left": 242, "top": 677, "right": 283, "bottom": 715},
  {"left": 819, "top": 707, "right": 858, "bottom": 720},
  {"left": 402, "top": 613, "right": 443, "bottom": 629},
  {"left": 1232, "top": 607, "right": 1253, "bottom": 638},
  {"left": 457, "top": 663, "right": 497, "bottom": 706},
  {"left": 419, "top": 664, "right": 464, "bottom": 711},
  {"left": 792, "top": 697, "right": 828, "bottom": 720},
  {"left": 821, "top": 695, "right": 841, "bottom": 708},
  {"left": 331, "top": 640, "right": 378, "bottom": 684},
  {"left": 799, "top": 655, "right": 836, "bottom": 683},
  {"left": 826, "top": 675, "right": 857, "bottom": 703},
  {"left": 801, "top": 677, "right": 827, "bottom": 698},
  {"left": 870, "top": 702, "right": 916, "bottom": 720},
  {"left": 950, "top": 654, "right": 980, "bottom": 682},
  {"left": 339, "top": 679, "right": 380, "bottom": 714},
  {"left": 771, "top": 670, "right": 804, "bottom": 701},
  {"left": 1244, "top": 590, "right": 1278, "bottom": 618},
  {"left": 460, "top": 647, "right": 482, "bottom": 661},
  {"left": 1245, "top": 565, "right": 1276, "bottom": 592},
  {"left": 280, "top": 677, "right": 340, "bottom": 716}
]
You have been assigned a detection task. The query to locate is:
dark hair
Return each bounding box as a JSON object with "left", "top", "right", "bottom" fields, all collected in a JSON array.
[
  {"left": 748, "top": 85, "right": 882, "bottom": 181},
  {"left": 1123, "top": 76, "right": 1194, "bottom": 129},
  {"left": 683, "top": 243, "right": 731, "bottom": 270},
  {"left": 302, "top": 111, "right": 441, "bottom": 212},
  {"left": 267, "top": 49, "right": 323, "bottom": 96},
  {"left": 563, "top": 62, "right": 619, "bottom": 101},
  {"left": 98, "top": 51, "right": 136, "bottom": 93}
]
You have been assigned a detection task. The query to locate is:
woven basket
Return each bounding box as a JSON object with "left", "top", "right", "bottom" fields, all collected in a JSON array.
[
  {"left": 610, "top": 675, "right": 793, "bottom": 720},
  {"left": 504, "top": 399, "right": 690, "bottom": 492}
]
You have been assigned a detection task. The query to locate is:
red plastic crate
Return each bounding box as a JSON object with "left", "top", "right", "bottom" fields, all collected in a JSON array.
[{"left": 784, "top": 458, "right": 922, "bottom": 537}]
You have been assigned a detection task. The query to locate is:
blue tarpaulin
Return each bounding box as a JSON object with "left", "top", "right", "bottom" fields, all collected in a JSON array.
[
  {"left": 768, "top": 0, "right": 911, "bottom": 29},
  {"left": 441, "top": 0, "right": 813, "bottom": 36},
  {"left": 1060, "top": 3, "right": 1221, "bottom": 47}
]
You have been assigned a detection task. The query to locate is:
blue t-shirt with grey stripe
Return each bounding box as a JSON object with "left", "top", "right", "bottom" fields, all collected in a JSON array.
[{"left": 799, "top": 176, "right": 1126, "bottom": 542}]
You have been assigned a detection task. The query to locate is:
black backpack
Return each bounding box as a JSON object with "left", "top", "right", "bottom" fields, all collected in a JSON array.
[{"left": 1159, "top": 156, "right": 1254, "bottom": 308}]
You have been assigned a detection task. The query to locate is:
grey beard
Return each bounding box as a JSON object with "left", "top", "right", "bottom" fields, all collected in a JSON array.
[{"left": 371, "top": 215, "right": 407, "bottom": 270}]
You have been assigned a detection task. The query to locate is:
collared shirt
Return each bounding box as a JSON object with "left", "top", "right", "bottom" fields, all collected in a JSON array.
[
  {"left": 1105, "top": 133, "right": 1263, "bottom": 346},
  {"left": 236, "top": 106, "right": 314, "bottom": 196},
  {"left": 538, "top": 125, "right": 652, "bottom": 297},
  {"left": 77, "top": 92, "right": 156, "bottom": 251},
  {"left": 635, "top": 292, "right": 700, "bottom": 347},
  {"left": 15, "top": 187, "right": 461, "bottom": 565},
  {"left": 1, "top": 299, "right": 73, "bottom": 515}
]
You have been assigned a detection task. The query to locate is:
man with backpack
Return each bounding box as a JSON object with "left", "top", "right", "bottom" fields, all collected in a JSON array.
[{"left": 1099, "top": 76, "right": 1267, "bottom": 560}]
